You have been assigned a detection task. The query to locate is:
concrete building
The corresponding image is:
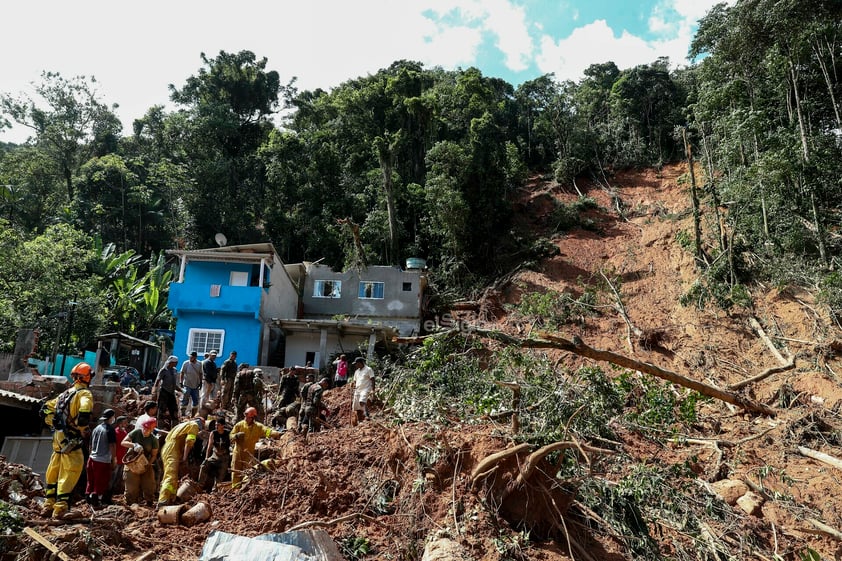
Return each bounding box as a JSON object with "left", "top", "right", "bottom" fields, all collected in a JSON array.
[
  {"left": 277, "top": 263, "right": 426, "bottom": 370},
  {"left": 166, "top": 243, "right": 298, "bottom": 367}
]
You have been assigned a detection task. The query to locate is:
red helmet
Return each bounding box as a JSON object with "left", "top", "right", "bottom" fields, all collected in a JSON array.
[
  {"left": 244, "top": 407, "right": 258, "bottom": 419},
  {"left": 71, "top": 362, "right": 93, "bottom": 384}
]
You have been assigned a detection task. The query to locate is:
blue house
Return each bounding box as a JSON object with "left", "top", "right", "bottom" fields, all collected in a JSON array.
[{"left": 166, "top": 243, "right": 299, "bottom": 368}]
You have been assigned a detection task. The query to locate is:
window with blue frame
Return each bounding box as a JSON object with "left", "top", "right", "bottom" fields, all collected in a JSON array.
[
  {"left": 358, "top": 281, "right": 385, "bottom": 299},
  {"left": 313, "top": 280, "right": 341, "bottom": 298}
]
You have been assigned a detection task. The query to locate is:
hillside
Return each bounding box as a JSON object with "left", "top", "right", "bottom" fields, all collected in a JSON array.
[{"left": 8, "top": 164, "right": 842, "bottom": 561}]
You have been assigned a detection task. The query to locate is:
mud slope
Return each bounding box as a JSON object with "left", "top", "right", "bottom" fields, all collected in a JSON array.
[{"left": 11, "top": 165, "right": 842, "bottom": 561}]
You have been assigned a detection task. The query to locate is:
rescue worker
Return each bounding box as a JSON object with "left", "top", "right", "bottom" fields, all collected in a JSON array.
[
  {"left": 219, "top": 351, "right": 238, "bottom": 410},
  {"left": 121, "top": 417, "right": 159, "bottom": 506},
  {"left": 277, "top": 368, "right": 299, "bottom": 409},
  {"left": 198, "top": 418, "right": 230, "bottom": 491},
  {"left": 157, "top": 416, "right": 204, "bottom": 507},
  {"left": 229, "top": 407, "right": 281, "bottom": 489},
  {"left": 232, "top": 364, "right": 264, "bottom": 421},
  {"left": 300, "top": 377, "right": 329, "bottom": 435},
  {"left": 85, "top": 408, "right": 117, "bottom": 509},
  {"left": 296, "top": 373, "right": 317, "bottom": 431},
  {"left": 41, "top": 362, "right": 95, "bottom": 519}
]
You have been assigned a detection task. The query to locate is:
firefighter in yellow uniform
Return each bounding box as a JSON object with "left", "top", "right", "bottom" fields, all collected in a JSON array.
[
  {"left": 230, "top": 407, "right": 281, "bottom": 488},
  {"left": 42, "top": 362, "right": 94, "bottom": 519},
  {"left": 157, "top": 417, "right": 204, "bottom": 507}
]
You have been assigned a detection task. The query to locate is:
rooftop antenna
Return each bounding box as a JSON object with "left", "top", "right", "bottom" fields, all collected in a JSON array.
[{"left": 214, "top": 233, "right": 228, "bottom": 247}]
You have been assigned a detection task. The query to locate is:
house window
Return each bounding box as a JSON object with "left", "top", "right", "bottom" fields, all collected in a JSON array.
[
  {"left": 358, "top": 281, "right": 385, "bottom": 299},
  {"left": 230, "top": 271, "right": 249, "bottom": 286},
  {"left": 313, "top": 280, "right": 341, "bottom": 298},
  {"left": 402, "top": 282, "right": 412, "bottom": 292},
  {"left": 188, "top": 329, "right": 224, "bottom": 356}
]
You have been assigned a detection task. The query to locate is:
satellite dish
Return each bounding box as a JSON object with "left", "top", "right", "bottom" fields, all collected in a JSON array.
[{"left": 214, "top": 233, "right": 228, "bottom": 247}]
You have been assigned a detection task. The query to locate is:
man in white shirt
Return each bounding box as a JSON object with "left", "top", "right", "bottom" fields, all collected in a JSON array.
[{"left": 351, "top": 356, "right": 375, "bottom": 425}]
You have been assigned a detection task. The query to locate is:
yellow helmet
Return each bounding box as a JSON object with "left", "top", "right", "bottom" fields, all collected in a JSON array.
[{"left": 71, "top": 362, "right": 93, "bottom": 384}]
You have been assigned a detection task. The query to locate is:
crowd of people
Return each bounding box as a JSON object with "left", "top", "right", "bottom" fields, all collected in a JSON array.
[{"left": 39, "top": 352, "right": 377, "bottom": 519}]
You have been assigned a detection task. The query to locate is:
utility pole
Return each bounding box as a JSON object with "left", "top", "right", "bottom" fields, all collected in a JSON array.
[
  {"left": 58, "top": 300, "right": 78, "bottom": 377},
  {"left": 50, "top": 312, "right": 66, "bottom": 376}
]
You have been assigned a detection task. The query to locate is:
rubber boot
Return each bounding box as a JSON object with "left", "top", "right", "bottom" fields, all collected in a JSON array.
[
  {"left": 52, "top": 501, "right": 68, "bottom": 519},
  {"left": 40, "top": 498, "right": 55, "bottom": 517}
]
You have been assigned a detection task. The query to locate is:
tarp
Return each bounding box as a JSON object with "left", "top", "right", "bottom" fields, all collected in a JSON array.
[{"left": 199, "top": 529, "right": 343, "bottom": 561}]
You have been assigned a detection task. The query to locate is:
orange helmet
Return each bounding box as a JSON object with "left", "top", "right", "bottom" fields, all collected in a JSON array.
[
  {"left": 71, "top": 362, "right": 93, "bottom": 384},
  {"left": 244, "top": 407, "right": 258, "bottom": 419}
]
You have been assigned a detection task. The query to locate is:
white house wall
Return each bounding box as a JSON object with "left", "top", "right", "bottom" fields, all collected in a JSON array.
[{"left": 283, "top": 331, "right": 369, "bottom": 369}]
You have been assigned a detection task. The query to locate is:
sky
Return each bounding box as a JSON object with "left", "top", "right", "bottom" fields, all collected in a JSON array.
[{"left": 1, "top": 0, "right": 727, "bottom": 144}]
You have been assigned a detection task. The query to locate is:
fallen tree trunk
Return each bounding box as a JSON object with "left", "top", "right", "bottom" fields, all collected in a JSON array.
[{"left": 468, "top": 328, "right": 777, "bottom": 417}]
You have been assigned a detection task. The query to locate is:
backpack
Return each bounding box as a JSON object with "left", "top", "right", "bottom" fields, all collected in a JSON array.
[{"left": 50, "top": 387, "right": 79, "bottom": 431}]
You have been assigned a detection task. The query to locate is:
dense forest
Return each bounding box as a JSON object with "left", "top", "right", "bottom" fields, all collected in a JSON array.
[{"left": 1, "top": 0, "right": 841, "bottom": 355}]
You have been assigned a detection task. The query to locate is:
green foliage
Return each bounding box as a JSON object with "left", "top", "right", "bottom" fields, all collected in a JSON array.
[
  {"left": 579, "top": 459, "right": 739, "bottom": 561},
  {"left": 339, "top": 536, "right": 372, "bottom": 560},
  {"left": 616, "top": 372, "right": 705, "bottom": 432},
  {"left": 0, "top": 222, "right": 106, "bottom": 352},
  {"left": 512, "top": 284, "right": 599, "bottom": 330},
  {"left": 551, "top": 196, "right": 598, "bottom": 232},
  {"left": 818, "top": 272, "right": 842, "bottom": 326},
  {"left": 493, "top": 529, "right": 531, "bottom": 561}
]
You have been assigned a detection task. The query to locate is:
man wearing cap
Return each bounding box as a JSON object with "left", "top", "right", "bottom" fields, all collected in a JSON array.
[
  {"left": 157, "top": 416, "right": 205, "bottom": 507},
  {"left": 152, "top": 356, "right": 180, "bottom": 427},
  {"left": 352, "top": 357, "right": 376, "bottom": 425},
  {"left": 219, "top": 351, "right": 238, "bottom": 410},
  {"left": 230, "top": 407, "right": 281, "bottom": 489},
  {"left": 85, "top": 409, "right": 117, "bottom": 509},
  {"left": 179, "top": 351, "right": 203, "bottom": 418},
  {"left": 201, "top": 350, "right": 220, "bottom": 405}
]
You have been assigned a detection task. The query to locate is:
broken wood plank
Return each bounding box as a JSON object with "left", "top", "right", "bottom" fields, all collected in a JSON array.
[
  {"left": 797, "top": 446, "right": 842, "bottom": 471},
  {"left": 23, "top": 526, "right": 72, "bottom": 561}
]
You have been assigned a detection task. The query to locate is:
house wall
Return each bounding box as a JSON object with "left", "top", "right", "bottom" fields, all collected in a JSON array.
[
  {"left": 302, "top": 265, "right": 423, "bottom": 335},
  {"left": 283, "top": 331, "right": 368, "bottom": 369},
  {"left": 262, "top": 256, "right": 299, "bottom": 321},
  {"left": 172, "top": 312, "right": 262, "bottom": 367}
]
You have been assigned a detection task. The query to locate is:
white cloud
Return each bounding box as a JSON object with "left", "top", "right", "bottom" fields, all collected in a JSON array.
[
  {"left": 480, "top": 0, "right": 533, "bottom": 71},
  {"left": 536, "top": 20, "right": 658, "bottom": 82},
  {"left": 536, "top": 0, "right": 731, "bottom": 84}
]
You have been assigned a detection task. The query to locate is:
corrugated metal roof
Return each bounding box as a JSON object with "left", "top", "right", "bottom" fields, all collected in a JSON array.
[{"left": 0, "top": 389, "right": 41, "bottom": 404}]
